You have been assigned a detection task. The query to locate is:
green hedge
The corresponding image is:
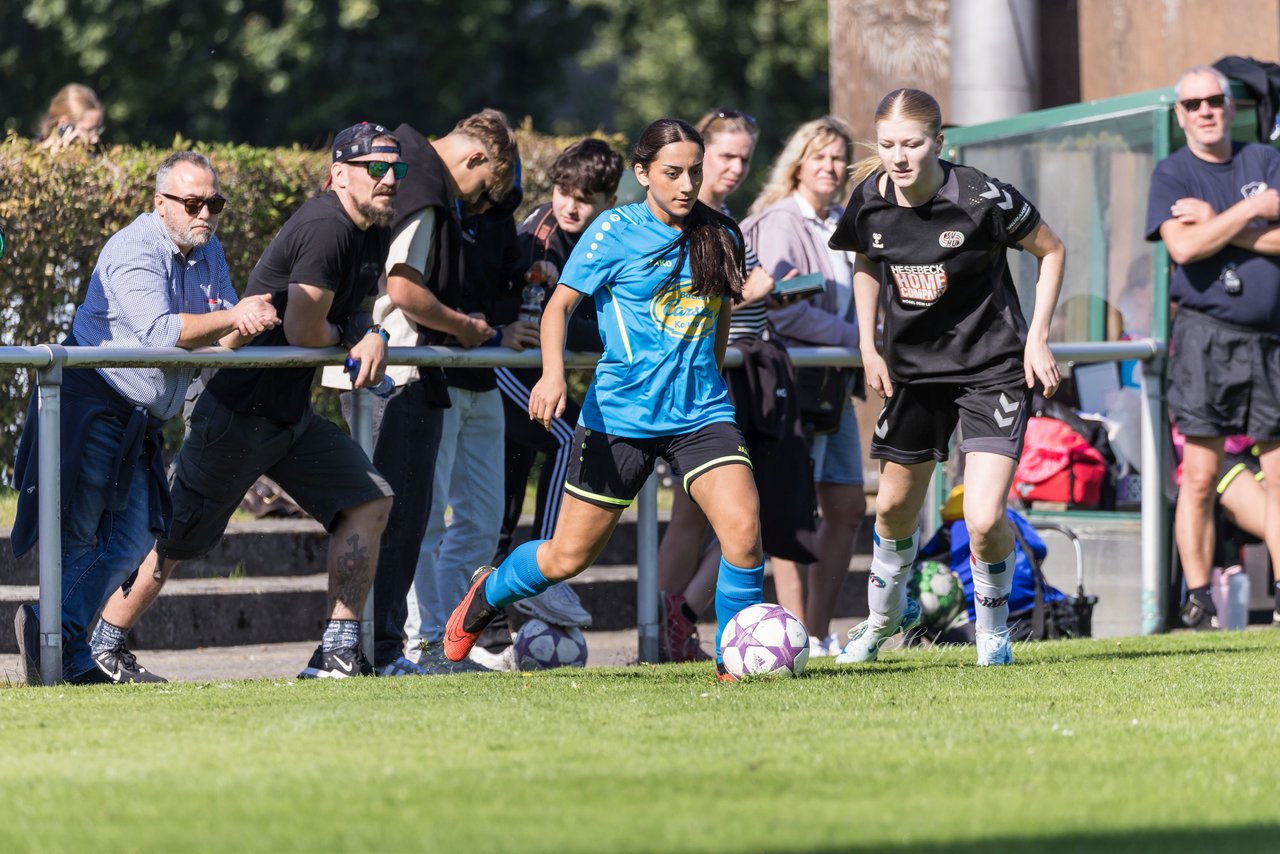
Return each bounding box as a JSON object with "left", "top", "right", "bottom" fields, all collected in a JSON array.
[{"left": 0, "top": 128, "right": 623, "bottom": 483}]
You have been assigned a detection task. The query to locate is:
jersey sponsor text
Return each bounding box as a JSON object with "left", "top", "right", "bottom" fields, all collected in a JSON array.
[{"left": 890, "top": 263, "right": 948, "bottom": 305}]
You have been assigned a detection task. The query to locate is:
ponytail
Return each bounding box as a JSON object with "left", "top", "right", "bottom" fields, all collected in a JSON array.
[{"left": 660, "top": 201, "right": 745, "bottom": 300}]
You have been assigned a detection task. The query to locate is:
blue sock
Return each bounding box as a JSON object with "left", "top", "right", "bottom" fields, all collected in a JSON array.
[
  {"left": 714, "top": 556, "right": 765, "bottom": 664},
  {"left": 484, "top": 540, "right": 555, "bottom": 608}
]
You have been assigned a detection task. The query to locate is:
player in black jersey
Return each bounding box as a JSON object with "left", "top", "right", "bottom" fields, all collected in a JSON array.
[{"left": 828, "top": 88, "right": 1065, "bottom": 667}]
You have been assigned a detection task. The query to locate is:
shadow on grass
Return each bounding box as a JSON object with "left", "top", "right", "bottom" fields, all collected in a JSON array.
[{"left": 757, "top": 824, "right": 1280, "bottom": 853}]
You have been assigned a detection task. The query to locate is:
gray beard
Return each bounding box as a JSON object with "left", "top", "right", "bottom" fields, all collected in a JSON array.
[{"left": 170, "top": 221, "right": 213, "bottom": 249}]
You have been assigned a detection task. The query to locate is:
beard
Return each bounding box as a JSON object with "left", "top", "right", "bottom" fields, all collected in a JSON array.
[
  {"left": 169, "top": 220, "right": 214, "bottom": 249},
  {"left": 358, "top": 193, "right": 396, "bottom": 227}
]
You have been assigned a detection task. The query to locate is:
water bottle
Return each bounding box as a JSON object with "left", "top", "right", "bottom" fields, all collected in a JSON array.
[
  {"left": 520, "top": 281, "right": 546, "bottom": 324},
  {"left": 1210, "top": 565, "right": 1251, "bottom": 631},
  {"left": 344, "top": 358, "right": 394, "bottom": 398}
]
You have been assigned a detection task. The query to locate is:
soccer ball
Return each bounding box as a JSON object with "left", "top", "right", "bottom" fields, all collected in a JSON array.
[
  {"left": 513, "top": 619, "right": 588, "bottom": 670},
  {"left": 719, "top": 603, "right": 809, "bottom": 679},
  {"left": 911, "top": 560, "right": 965, "bottom": 631}
]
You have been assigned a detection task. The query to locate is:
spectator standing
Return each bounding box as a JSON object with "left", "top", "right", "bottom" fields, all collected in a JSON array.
[
  {"left": 12, "top": 151, "right": 278, "bottom": 684},
  {"left": 38, "top": 83, "right": 104, "bottom": 154},
  {"left": 86, "top": 124, "right": 402, "bottom": 680},
  {"left": 1145, "top": 65, "right": 1280, "bottom": 629}
]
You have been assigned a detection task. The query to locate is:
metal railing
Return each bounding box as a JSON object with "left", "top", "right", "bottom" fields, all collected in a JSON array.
[{"left": 2, "top": 339, "right": 1167, "bottom": 684}]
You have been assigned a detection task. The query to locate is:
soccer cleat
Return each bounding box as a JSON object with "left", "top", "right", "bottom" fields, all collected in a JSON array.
[
  {"left": 976, "top": 627, "right": 1014, "bottom": 666},
  {"left": 378, "top": 655, "right": 428, "bottom": 677},
  {"left": 715, "top": 662, "right": 737, "bottom": 683},
  {"left": 297, "top": 644, "right": 374, "bottom": 679},
  {"left": 92, "top": 642, "right": 168, "bottom": 683},
  {"left": 417, "top": 643, "right": 494, "bottom": 675},
  {"left": 835, "top": 597, "right": 922, "bottom": 664},
  {"left": 1178, "top": 594, "right": 1216, "bottom": 631},
  {"left": 660, "top": 592, "right": 712, "bottom": 663},
  {"left": 14, "top": 603, "right": 40, "bottom": 686},
  {"left": 512, "top": 581, "right": 593, "bottom": 628},
  {"left": 443, "top": 567, "right": 500, "bottom": 662}
]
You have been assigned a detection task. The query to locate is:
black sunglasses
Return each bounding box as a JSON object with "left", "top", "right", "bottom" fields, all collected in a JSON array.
[
  {"left": 1179, "top": 94, "right": 1227, "bottom": 112},
  {"left": 348, "top": 160, "right": 409, "bottom": 180},
  {"left": 160, "top": 193, "right": 227, "bottom": 215}
]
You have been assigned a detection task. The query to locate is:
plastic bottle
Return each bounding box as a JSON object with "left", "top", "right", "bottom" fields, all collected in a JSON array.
[
  {"left": 520, "top": 281, "right": 546, "bottom": 324},
  {"left": 1211, "top": 564, "right": 1251, "bottom": 631},
  {"left": 344, "top": 358, "right": 394, "bottom": 398}
]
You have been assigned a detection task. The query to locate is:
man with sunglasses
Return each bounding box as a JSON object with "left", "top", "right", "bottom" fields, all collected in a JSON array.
[
  {"left": 12, "top": 151, "right": 280, "bottom": 685},
  {"left": 91, "top": 123, "right": 403, "bottom": 681},
  {"left": 1147, "top": 65, "right": 1280, "bottom": 630}
]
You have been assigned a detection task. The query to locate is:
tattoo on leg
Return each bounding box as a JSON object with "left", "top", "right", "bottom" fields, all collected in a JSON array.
[{"left": 333, "top": 533, "right": 371, "bottom": 610}]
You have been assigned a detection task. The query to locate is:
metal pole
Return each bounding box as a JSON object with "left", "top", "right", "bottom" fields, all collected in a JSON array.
[
  {"left": 349, "top": 390, "right": 376, "bottom": 662},
  {"left": 636, "top": 473, "right": 660, "bottom": 663},
  {"left": 37, "top": 346, "right": 66, "bottom": 686},
  {"left": 1139, "top": 354, "right": 1168, "bottom": 634}
]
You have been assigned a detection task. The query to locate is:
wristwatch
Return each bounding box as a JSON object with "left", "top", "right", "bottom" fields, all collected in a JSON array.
[{"left": 366, "top": 324, "right": 390, "bottom": 342}]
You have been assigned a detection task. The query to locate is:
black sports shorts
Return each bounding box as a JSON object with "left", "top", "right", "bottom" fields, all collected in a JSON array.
[
  {"left": 870, "top": 380, "right": 1032, "bottom": 465},
  {"left": 1169, "top": 307, "right": 1280, "bottom": 441}
]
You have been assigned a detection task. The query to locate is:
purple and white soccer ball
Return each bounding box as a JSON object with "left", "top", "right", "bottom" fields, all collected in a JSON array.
[
  {"left": 513, "top": 619, "right": 588, "bottom": 670},
  {"left": 720, "top": 603, "right": 810, "bottom": 679}
]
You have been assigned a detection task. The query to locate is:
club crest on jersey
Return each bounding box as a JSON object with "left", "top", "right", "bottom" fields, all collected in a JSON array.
[
  {"left": 872, "top": 233, "right": 885, "bottom": 249},
  {"left": 939, "top": 230, "right": 964, "bottom": 248},
  {"left": 649, "top": 280, "right": 720, "bottom": 340},
  {"left": 889, "top": 263, "right": 947, "bottom": 306}
]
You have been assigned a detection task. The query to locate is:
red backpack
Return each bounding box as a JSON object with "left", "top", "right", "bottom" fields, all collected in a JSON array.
[{"left": 1012, "top": 417, "right": 1107, "bottom": 508}]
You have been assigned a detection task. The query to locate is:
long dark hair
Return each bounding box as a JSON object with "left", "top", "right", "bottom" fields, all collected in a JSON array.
[{"left": 632, "top": 118, "right": 745, "bottom": 300}]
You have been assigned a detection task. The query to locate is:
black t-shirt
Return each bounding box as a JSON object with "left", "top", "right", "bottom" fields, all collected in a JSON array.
[
  {"left": 1145, "top": 142, "right": 1280, "bottom": 329},
  {"left": 517, "top": 202, "right": 602, "bottom": 353},
  {"left": 830, "top": 161, "right": 1041, "bottom": 385},
  {"left": 206, "top": 192, "right": 390, "bottom": 422}
]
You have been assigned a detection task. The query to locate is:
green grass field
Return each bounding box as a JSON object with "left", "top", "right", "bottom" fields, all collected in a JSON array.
[{"left": 2, "top": 631, "right": 1278, "bottom": 853}]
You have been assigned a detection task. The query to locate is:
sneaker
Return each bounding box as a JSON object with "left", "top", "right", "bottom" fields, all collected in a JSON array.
[
  {"left": 808, "top": 632, "right": 841, "bottom": 658},
  {"left": 92, "top": 643, "right": 168, "bottom": 683},
  {"left": 976, "top": 627, "right": 1014, "bottom": 666},
  {"left": 68, "top": 666, "right": 115, "bottom": 685},
  {"left": 297, "top": 644, "right": 374, "bottom": 679},
  {"left": 835, "top": 597, "right": 922, "bottom": 664},
  {"left": 443, "top": 567, "right": 500, "bottom": 662},
  {"left": 378, "top": 655, "right": 428, "bottom": 677},
  {"left": 469, "top": 641, "right": 518, "bottom": 672},
  {"left": 417, "top": 643, "right": 493, "bottom": 675},
  {"left": 512, "top": 581, "right": 592, "bottom": 628},
  {"left": 14, "top": 603, "right": 40, "bottom": 686},
  {"left": 1179, "top": 594, "right": 1216, "bottom": 631},
  {"left": 659, "top": 592, "right": 712, "bottom": 663},
  {"left": 715, "top": 662, "right": 737, "bottom": 683}
]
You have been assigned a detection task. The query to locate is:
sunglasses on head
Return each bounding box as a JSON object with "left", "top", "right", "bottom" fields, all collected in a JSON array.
[
  {"left": 160, "top": 193, "right": 227, "bottom": 215},
  {"left": 1179, "top": 94, "right": 1227, "bottom": 112},
  {"left": 701, "top": 108, "right": 758, "bottom": 133},
  {"left": 348, "top": 160, "right": 409, "bottom": 180}
]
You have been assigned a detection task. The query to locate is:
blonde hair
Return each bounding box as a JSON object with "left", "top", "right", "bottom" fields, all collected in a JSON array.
[
  {"left": 748, "top": 115, "right": 854, "bottom": 215},
  {"left": 850, "top": 88, "right": 944, "bottom": 184},
  {"left": 452, "top": 108, "right": 519, "bottom": 201},
  {"left": 694, "top": 108, "right": 759, "bottom": 145},
  {"left": 39, "top": 83, "right": 102, "bottom": 139}
]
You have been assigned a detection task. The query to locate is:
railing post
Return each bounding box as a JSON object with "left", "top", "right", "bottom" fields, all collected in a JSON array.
[
  {"left": 636, "top": 472, "right": 660, "bottom": 663},
  {"left": 1139, "top": 352, "right": 1168, "bottom": 634},
  {"left": 349, "top": 389, "right": 377, "bottom": 663},
  {"left": 37, "top": 346, "right": 66, "bottom": 686}
]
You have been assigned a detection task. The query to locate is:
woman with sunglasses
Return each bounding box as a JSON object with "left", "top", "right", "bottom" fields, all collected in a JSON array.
[
  {"left": 739, "top": 116, "right": 864, "bottom": 659},
  {"left": 829, "top": 88, "right": 1064, "bottom": 667},
  {"left": 442, "top": 118, "right": 764, "bottom": 681}
]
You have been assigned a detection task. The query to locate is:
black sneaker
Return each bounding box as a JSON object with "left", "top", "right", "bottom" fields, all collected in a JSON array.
[
  {"left": 14, "top": 603, "right": 41, "bottom": 686},
  {"left": 297, "top": 644, "right": 374, "bottom": 679},
  {"left": 92, "top": 643, "right": 168, "bottom": 684},
  {"left": 1179, "top": 593, "right": 1217, "bottom": 631},
  {"left": 68, "top": 666, "right": 116, "bottom": 685}
]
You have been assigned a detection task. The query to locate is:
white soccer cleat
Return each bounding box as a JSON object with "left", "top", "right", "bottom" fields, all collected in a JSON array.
[
  {"left": 835, "top": 598, "right": 921, "bottom": 664},
  {"left": 976, "top": 627, "right": 1014, "bottom": 666}
]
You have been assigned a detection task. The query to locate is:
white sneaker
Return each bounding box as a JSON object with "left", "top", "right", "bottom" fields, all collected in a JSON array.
[
  {"left": 835, "top": 598, "right": 922, "bottom": 664},
  {"left": 511, "top": 581, "right": 593, "bottom": 628},
  {"left": 976, "top": 627, "right": 1014, "bottom": 666},
  {"left": 378, "top": 655, "right": 428, "bottom": 677},
  {"left": 808, "top": 632, "right": 841, "bottom": 658},
  {"left": 416, "top": 643, "right": 494, "bottom": 674},
  {"left": 469, "top": 643, "right": 518, "bottom": 672}
]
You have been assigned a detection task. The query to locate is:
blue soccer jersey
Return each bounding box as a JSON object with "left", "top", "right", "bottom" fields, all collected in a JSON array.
[{"left": 560, "top": 202, "right": 737, "bottom": 438}]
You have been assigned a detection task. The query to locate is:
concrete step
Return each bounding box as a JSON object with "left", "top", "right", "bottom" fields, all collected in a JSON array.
[{"left": 0, "top": 560, "right": 873, "bottom": 653}]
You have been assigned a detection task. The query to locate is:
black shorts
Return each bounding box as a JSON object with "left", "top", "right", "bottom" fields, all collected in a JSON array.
[
  {"left": 564, "top": 421, "right": 751, "bottom": 509},
  {"left": 1169, "top": 308, "right": 1280, "bottom": 441},
  {"left": 870, "top": 380, "right": 1032, "bottom": 465},
  {"left": 1216, "top": 448, "right": 1263, "bottom": 495}
]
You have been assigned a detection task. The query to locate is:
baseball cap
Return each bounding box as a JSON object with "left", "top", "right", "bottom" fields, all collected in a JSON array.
[{"left": 332, "top": 122, "right": 400, "bottom": 162}]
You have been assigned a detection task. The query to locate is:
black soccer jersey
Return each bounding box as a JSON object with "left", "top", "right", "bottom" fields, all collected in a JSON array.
[{"left": 830, "top": 161, "right": 1040, "bottom": 385}]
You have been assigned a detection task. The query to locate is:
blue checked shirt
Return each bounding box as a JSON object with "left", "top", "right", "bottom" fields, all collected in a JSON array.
[{"left": 71, "top": 212, "right": 238, "bottom": 418}]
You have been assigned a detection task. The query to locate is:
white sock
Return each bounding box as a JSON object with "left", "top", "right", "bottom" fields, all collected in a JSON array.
[
  {"left": 867, "top": 529, "right": 919, "bottom": 629},
  {"left": 971, "top": 550, "right": 1014, "bottom": 634}
]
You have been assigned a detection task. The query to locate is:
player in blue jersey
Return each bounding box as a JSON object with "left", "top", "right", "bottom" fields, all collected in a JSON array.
[
  {"left": 828, "top": 89, "right": 1065, "bottom": 667},
  {"left": 443, "top": 118, "right": 764, "bottom": 681}
]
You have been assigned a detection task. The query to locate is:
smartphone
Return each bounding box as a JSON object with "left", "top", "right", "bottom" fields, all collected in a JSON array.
[{"left": 772, "top": 271, "right": 826, "bottom": 298}]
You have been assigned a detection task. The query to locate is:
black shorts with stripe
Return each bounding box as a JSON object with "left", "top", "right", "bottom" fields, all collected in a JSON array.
[
  {"left": 870, "top": 380, "right": 1032, "bottom": 465},
  {"left": 565, "top": 420, "right": 751, "bottom": 509}
]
